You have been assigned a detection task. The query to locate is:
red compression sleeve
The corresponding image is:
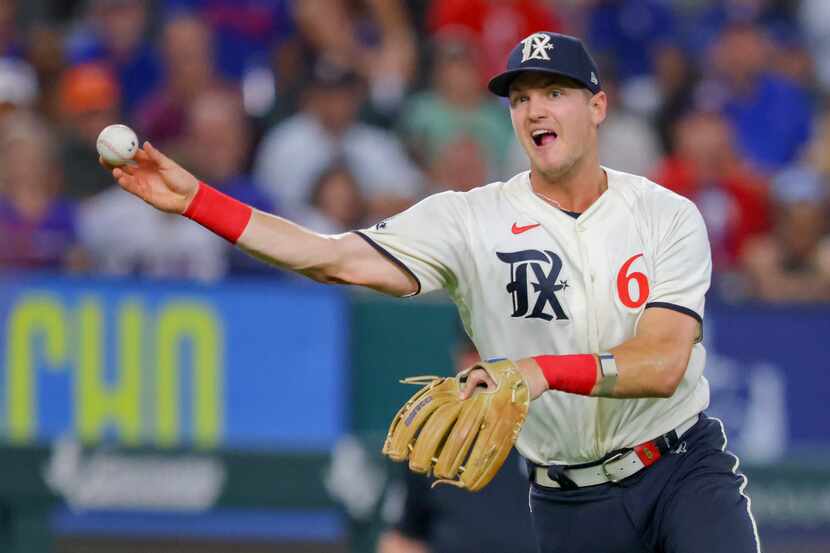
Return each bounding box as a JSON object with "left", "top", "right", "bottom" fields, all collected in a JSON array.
[
  {"left": 183, "top": 181, "right": 253, "bottom": 244},
  {"left": 533, "top": 354, "right": 598, "bottom": 395}
]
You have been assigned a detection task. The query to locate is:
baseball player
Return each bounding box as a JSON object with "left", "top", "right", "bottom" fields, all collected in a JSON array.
[{"left": 106, "top": 32, "right": 760, "bottom": 553}]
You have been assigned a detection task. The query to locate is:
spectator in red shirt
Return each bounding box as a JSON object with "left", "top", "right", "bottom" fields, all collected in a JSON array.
[
  {"left": 652, "top": 110, "right": 771, "bottom": 269},
  {"left": 740, "top": 166, "right": 830, "bottom": 302},
  {"left": 426, "top": 0, "right": 563, "bottom": 80}
]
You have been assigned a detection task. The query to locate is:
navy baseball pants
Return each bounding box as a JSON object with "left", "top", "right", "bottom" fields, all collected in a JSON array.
[{"left": 529, "top": 415, "right": 760, "bottom": 553}]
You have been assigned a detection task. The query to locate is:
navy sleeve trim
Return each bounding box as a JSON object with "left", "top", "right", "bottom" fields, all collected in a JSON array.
[
  {"left": 645, "top": 302, "right": 702, "bottom": 325},
  {"left": 353, "top": 231, "right": 422, "bottom": 297}
]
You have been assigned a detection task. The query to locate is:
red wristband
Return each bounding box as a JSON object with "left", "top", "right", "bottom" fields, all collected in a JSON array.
[
  {"left": 183, "top": 181, "right": 253, "bottom": 244},
  {"left": 533, "top": 354, "right": 598, "bottom": 396}
]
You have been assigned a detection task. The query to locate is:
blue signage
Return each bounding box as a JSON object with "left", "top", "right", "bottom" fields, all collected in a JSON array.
[
  {"left": 705, "top": 301, "right": 830, "bottom": 461},
  {"left": 0, "top": 275, "right": 349, "bottom": 450}
]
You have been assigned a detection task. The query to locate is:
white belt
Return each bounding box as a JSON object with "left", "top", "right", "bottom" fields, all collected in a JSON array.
[{"left": 533, "top": 414, "right": 700, "bottom": 489}]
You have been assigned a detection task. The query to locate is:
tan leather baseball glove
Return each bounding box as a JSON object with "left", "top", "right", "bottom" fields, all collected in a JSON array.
[{"left": 382, "top": 359, "right": 530, "bottom": 492}]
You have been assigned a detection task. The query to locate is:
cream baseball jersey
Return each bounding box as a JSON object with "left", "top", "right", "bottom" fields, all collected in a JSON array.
[{"left": 356, "top": 168, "right": 712, "bottom": 465}]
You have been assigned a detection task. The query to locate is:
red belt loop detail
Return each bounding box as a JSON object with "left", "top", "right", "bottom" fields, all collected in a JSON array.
[{"left": 633, "top": 441, "right": 662, "bottom": 467}]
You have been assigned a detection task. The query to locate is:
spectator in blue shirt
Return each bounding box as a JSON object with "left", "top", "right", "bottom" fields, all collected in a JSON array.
[
  {"left": 707, "top": 21, "right": 813, "bottom": 174},
  {"left": 685, "top": 0, "right": 798, "bottom": 55},
  {"left": 65, "top": 0, "right": 162, "bottom": 118},
  {"left": 0, "top": 112, "right": 84, "bottom": 272},
  {"left": 586, "top": 0, "right": 678, "bottom": 81},
  {"left": 163, "top": 0, "right": 296, "bottom": 81},
  {"left": 0, "top": 0, "right": 24, "bottom": 59}
]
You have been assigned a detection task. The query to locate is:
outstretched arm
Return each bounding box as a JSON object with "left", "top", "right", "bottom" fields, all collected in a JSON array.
[
  {"left": 462, "top": 307, "right": 699, "bottom": 401},
  {"left": 108, "top": 142, "right": 417, "bottom": 296},
  {"left": 237, "top": 209, "right": 416, "bottom": 294}
]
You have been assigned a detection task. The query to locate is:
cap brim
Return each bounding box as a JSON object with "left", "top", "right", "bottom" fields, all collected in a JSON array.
[{"left": 487, "top": 67, "right": 596, "bottom": 97}]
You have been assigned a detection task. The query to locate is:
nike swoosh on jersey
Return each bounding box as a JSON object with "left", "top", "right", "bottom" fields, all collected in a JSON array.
[{"left": 511, "top": 222, "right": 541, "bottom": 235}]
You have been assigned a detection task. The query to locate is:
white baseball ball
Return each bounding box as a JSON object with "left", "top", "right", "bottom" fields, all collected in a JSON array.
[{"left": 96, "top": 124, "right": 139, "bottom": 166}]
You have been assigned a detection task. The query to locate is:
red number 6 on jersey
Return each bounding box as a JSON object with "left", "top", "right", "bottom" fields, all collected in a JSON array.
[{"left": 617, "top": 253, "right": 650, "bottom": 308}]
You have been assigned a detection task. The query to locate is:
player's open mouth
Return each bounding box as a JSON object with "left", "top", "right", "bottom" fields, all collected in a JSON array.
[{"left": 531, "top": 129, "right": 558, "bottom": 147}]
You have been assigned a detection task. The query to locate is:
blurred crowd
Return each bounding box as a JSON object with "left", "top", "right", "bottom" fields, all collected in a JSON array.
[{"left": 0, "top": 0, "right": 828, "bottom": 302}]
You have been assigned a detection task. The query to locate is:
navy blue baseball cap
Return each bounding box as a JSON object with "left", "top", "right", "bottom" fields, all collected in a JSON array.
[{"left": 488, "top": 32, "right": 602, "bottom": 97}]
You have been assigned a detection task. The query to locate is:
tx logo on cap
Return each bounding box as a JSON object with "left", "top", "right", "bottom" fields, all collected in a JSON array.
[{"left": 521, "top": 33, "right": 554, "bottom": 63}]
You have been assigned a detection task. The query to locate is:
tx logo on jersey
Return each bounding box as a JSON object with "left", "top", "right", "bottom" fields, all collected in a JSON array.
[
  {"left": 497, "top": 249, "right": 568, "bottom": 321},
  {"left": 521, "top": 33, "right": 554, "bottom": 63}
]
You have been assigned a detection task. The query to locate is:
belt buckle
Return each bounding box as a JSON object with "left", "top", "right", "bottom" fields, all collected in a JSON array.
[{"left": 601, "top": 452, "right": 626, "bottom": 483}]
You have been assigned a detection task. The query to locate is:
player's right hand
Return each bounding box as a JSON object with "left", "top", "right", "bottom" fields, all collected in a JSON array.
[
  {"left": 102, "top": 141, "right": 198, "bottom": 214},
  {"left": 460, "top": 358, "right": 549, "bottom": 401}
]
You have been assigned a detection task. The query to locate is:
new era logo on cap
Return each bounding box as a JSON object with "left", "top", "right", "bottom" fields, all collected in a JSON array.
[{"left": 488, "top": 31, "right": 602, "bottom": 97}]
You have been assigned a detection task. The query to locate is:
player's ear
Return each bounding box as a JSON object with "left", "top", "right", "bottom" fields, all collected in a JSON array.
[{"left": 589, "top": 91, "right": 608, "bottom": 127}]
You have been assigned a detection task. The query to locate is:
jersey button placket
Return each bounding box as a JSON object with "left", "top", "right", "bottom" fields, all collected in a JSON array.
[
  {"left": 575, "top": 220, "right": 604, "bottom": 458},
  {"left": 574, "top": 224, "right": 599, "bottom": 352}
]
